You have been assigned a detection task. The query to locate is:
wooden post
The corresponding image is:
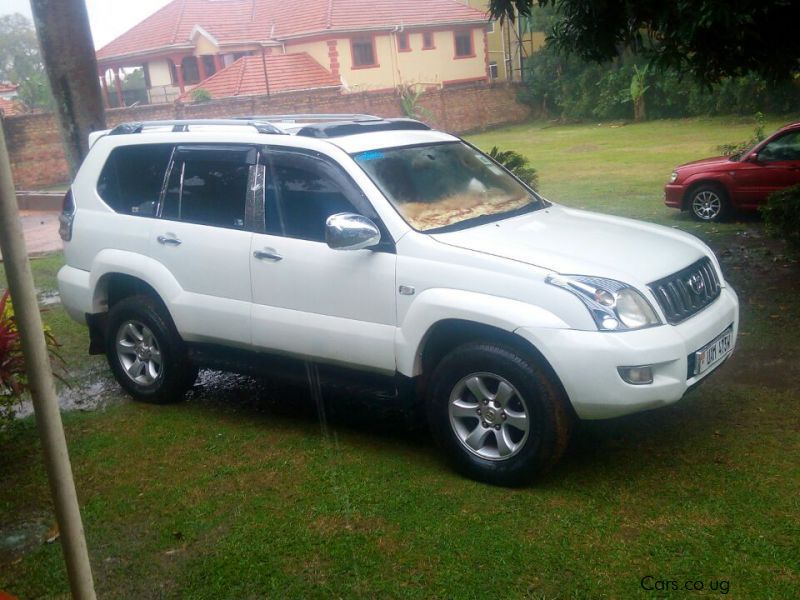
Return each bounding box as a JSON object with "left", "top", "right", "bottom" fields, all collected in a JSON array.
[{"left": 0, "top": 118, "right": 96, "bottom": 599}]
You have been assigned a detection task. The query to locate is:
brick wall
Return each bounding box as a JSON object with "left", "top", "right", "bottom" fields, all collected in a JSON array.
[{"left": 3, "top": 82, "right": 530, "bottom": 190}]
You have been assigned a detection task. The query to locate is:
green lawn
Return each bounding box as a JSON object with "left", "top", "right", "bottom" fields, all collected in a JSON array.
[
  {"left": 469, "top": 114, "right": 792, "bottom": 225},
  {"left": 1, "top": 117, "right": 799, "bottom": 599}
]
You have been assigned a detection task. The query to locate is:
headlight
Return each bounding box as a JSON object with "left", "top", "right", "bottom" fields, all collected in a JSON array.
[
  {"left": 546, "top": 275, "right": 661, "bottom": 331},
  {"left": 669, "top": 171, "right": 679, "bottom": 183}
]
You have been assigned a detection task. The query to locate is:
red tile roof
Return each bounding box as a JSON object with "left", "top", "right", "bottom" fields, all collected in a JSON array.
[
  {"left": 97, "top": 0, "right": 487, "bottom": 61},
  {"left": 0, "top": 82, "right": 19, "bottom": 94},
  {"left": 178, "top": 53, "right": 340, "bottom": 100}
]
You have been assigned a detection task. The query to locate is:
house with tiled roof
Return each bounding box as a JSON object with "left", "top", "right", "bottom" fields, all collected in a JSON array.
[{"left": 96, "top": 0, "right": 491, "bottom": 106}]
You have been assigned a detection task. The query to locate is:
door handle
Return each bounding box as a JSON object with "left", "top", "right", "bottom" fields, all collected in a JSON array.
[
  {"left": 253, "top": 248, "right": 282, "bottom": 261},
  {"left": 157, "top": 235, "right": 182, "bottom": 246}
]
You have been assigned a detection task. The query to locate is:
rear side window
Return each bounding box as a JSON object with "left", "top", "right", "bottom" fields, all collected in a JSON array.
[
  {"left": 161, "top": 146, "right": 254, "bottom": 230},
  {"left": 97, "top": 144, "right": 173, "bottom": 217}
]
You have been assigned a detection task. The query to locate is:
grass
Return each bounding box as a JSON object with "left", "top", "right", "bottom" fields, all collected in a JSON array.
[{"left": 2, "top": 116, "right": 799, "bottom": 598}]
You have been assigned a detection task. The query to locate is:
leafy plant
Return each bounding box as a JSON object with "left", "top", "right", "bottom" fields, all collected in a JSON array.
[
  {"left": 190, "top": 87, "right": 212, "bottom": 103},
  {"left": 716, "top": 112, "right": 767, "bottom": 157},
  {"left": 760, "top": 184, "right": 800, "bottom": 248},
  {"left": 487, "top": 146, "right": 539, "bottom": 190},
  {"left": 398, "top": 84, "right": 432, "bottom": 121},
  {"left": 0, "top": 289, "right": 63, "bottom": 423},
  {"left": 630, "top": 64, "right": 649, "bottom": 121}
]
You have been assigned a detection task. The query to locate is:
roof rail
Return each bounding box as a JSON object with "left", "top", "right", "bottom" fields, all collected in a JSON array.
[
  {"left": 295, "top": 118, "right": 431, "bottom": 139},
  {"left": 108, "top": 119, "right": 285, "bottom": 136},
  {"left": 235, "top": 114, "right": 383, "bottom": 123}
]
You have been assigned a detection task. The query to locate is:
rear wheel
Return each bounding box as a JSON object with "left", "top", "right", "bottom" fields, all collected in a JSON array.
[
  {"left": 106, "top": 295, "right": 197, "bottom": 404},
  {"left": 689, "top": 184, "right": 730, "bottom": 222},
  {"left": 427, "top": 342, "right": 572, "bottom": 486}
]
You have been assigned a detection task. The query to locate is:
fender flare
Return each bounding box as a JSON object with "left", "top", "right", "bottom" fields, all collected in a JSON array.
[
  {"left": 395, "top": 288, "right": 568, "bottom": 377},
  {"left": 89, "top": 249, "right": 183, "bottom": 313}
]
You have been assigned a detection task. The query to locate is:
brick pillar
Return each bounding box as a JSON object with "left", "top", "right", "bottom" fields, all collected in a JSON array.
[
  {"left": 213, "top": 54, "right": 223, "bottom": 73},
  {"left": 113, "top": 68, "right": 124, "bottom": 107},
  {"left": 170, "top": 56, "right": 186, "bottom": 93},
  {"left": 99, "top": 69, "right": 110, "bottom": 108},
  {"left": 327, "top": 40, "right": 340, "bottom": 77}
]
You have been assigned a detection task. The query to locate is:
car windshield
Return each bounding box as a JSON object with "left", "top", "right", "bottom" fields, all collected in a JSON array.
[{"left": 352, "top": 142, "right": 545, "bottom": 232}]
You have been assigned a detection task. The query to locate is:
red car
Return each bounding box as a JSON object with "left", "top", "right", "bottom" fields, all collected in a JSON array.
[{"left": 665, "top": 121, "right": 800, "bottom": 222}]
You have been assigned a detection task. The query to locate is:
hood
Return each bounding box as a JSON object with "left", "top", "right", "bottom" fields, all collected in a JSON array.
[
  {"left": 676, "top": 155, "right": 733, "bottom": 171},
  {"left": 431, "top": 205, "right": 709, "bottom": 284}
]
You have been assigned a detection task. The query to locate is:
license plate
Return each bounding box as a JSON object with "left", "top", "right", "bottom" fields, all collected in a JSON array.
[{"left": 693, "top": 327, "right": 733, "bottom": 376}]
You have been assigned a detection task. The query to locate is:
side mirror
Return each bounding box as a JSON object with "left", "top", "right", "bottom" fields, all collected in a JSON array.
[{"left": 325, "top": 213, "right": 381, "bottom": 251}]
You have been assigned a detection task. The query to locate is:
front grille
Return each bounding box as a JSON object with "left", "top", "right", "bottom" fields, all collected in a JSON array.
[{"left": 649, "top": 258, "right": 721, "bottom": 325}]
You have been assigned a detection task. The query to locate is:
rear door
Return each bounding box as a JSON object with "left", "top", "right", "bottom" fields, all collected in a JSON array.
[{"left": 150, "top": 145, "right": 257, "bottom": 345}]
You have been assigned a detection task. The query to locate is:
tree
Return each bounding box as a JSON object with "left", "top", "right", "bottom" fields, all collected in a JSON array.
[
  {"left": 0, "top": 13, "right": 54, "bottom": 110},
  {"left": 489, "top": 1, "right": 800, "bottom": 83}
]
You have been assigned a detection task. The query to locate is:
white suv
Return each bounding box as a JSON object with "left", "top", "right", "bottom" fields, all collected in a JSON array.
[{"left": 58, "top": 115, "right": 739, "bottom": 485}]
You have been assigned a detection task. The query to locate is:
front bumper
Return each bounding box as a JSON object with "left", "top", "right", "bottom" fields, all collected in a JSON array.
[
  {"left": 664, "top": 184, "right": 686, "bottom": 208},
  {"left": 516, "top": 286, "right": 739, "bottom": 419}
]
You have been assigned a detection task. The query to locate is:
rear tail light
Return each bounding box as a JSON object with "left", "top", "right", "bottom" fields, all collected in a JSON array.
[{"left": 58, "top": 188, "right": 75, "bottom": 241}]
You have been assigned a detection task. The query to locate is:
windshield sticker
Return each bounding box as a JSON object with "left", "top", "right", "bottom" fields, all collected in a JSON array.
[
  {"left": 356, "top": 150, "right": 385, "bottom": 162},
  {"left": 476, "top": 153, "right": 493, "bottom": 165}
]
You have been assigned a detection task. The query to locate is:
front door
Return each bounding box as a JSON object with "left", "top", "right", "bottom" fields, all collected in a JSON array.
[
  {"left": 250, "top": 147, "right": 397, "bottom": 373},
  {"left": 734, "top": 130, "right": 800, "bottom": 208}
]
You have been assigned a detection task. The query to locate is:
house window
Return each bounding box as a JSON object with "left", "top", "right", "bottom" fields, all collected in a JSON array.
[
  {"left": 454, "top": 31, "right": 474, "bottom": 58},
  {"left": 182, "top": 56, "right": 200, "bottom": 84},
  {"left": 397, "top": 32, "right": 410, "bottom": 52},
  {"left": 351, "top": 37, "right": 377, "bottom": 68},
  {"left": 202, "top": 55, "right": 217, "bottom": 77},
  {"left": 487, "top": 21, "right": 495, "bottom": 34},
  {"left": 489, "top": 61, "right": 498, "bottom": 79},
  {"left": 422, "top": 31, "right": 435, "bottom": 50}
]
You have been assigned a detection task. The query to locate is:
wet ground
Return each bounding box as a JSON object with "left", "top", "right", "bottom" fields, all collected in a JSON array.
[{"left": 0, "top": 211, "right": 62, "bottom": 260}]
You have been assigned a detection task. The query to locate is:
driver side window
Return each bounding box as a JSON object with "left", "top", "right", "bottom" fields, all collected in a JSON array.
[
  {"left": 759, "top": 131, "right": 800, "bottom": 162},
  {"left": 264, "top": 149, "right": 370, "bottom": 243}
]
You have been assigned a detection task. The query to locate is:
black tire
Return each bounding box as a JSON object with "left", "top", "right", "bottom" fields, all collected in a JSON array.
[
  {"left": 105, "top": 295, "right": 197, "bottom": 404},
  {"left": 427, "top": 342, "right": 572, "bottom": 486},
  {"left": 688, "top": 184, "right": 731, "bottom": 222}
]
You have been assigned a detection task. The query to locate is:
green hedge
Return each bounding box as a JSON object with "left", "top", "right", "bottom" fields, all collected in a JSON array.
[
  {"left": 761, "top": 185, "right": 800, "bottom": 248},
  {"left": 520, "top": 45, "right": 800, "bottom": 121}
]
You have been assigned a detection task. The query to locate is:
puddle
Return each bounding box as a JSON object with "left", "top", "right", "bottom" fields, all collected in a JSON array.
[
  {"left": 13, "top": 372, "right": 123, "bottom": 420},
  {"left": 0, "top": 516, "right": 52, "bottom": 564},
  {"left": 37, "top": 289, "right": 61, "bottom": 306}
]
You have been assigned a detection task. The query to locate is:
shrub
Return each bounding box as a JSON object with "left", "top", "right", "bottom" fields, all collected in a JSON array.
[
  {"left": 716, "top": 112, "right": 766, "bottom": 156},
  {"left": 0, "top": 290, "right": 62, "bottom": 424},
  {"left": 488, "top": 146, "right": 539, "bottom": 191},
  {"left": 398, "top": 84, "right": 432, "bottom": 121},
  {"left": 190, "top": 87, "right": 211, "bottom": 103},
  {"left": 760, "top": 185, "right": 800, "bottom": 249}
]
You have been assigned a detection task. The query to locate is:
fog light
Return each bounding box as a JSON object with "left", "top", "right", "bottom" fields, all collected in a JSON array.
[{"left": 618, "top": 366, "right": 653, "bottom": 385}]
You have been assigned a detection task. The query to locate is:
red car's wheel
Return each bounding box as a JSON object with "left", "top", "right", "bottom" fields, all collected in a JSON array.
[{"left": 688, "top": 185, "right": 731, "bottom": 222}]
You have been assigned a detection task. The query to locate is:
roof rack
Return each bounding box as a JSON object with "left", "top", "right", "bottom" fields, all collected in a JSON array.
[
  {"left": 108, "top": 119, "right": 285, "bottom": 136},
  {"left": 295, "top": 118, "right": 431, "bottom": 139},
  {"left": 234, "top": 113, "right": 383, "bottom": 123}
]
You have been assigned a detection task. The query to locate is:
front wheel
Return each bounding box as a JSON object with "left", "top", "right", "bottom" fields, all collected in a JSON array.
[
  {"left": 106, "top": 295, "right": 197, "bottom": 404},
  {"left": 689, "top": 185, "right": 730, "bottom": 222},
  {"left": 427, "top": 342, "right": 573, "bottom": 486}
]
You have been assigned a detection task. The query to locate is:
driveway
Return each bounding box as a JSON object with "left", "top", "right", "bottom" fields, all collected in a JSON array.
[{"left": 0, "top": 210, "right": 63, "bottom": 260}]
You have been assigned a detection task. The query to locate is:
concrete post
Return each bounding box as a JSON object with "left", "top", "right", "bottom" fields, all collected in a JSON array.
[{"left": 0, "top": 119, "right": 96, "bottom": 599}]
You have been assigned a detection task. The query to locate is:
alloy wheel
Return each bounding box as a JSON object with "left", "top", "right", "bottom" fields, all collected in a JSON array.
[
  {"left": 448, "top": 372, "right": 530, "bottom": 461},
  {"left": 115, "top": 320, "right": 163, "bottom": 386},
  {"left": 692, "top": 190, "right": 722, "bottom": 221}
]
